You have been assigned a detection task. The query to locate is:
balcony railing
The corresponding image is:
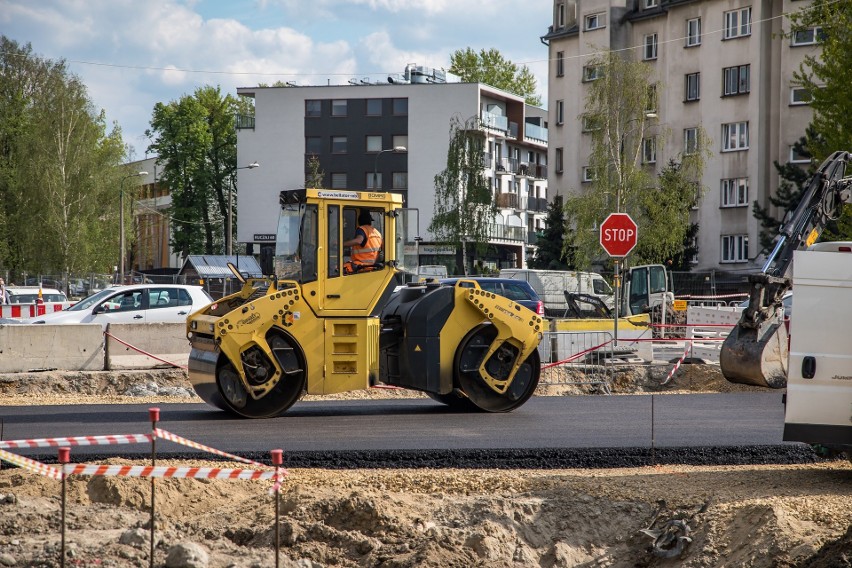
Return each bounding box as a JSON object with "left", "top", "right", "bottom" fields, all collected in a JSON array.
[
  {"left": 481, "top": 152, "right": 493, "bottom": 168},
  {"left": 235, "top": 114, "right": 255, "bottom": 130},
  {"left": 524, "top": 122, "right": 548, "bottom": 143},
  {"left": 495, "top": 192, "right": 519, "bottom": 209},
  {"left": 521, "top": 197, "right": 548, "bottom": 211},
  {"left": 481, "top": 111, "right": 508, "bottom": 132},
  {"left": 488, "top": 223, "right": 526, "bottom": 242}
]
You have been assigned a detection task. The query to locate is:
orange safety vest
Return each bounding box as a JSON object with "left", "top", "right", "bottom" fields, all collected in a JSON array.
[{"left": 351, "top": 225, "right": 382, "bottom": 266}]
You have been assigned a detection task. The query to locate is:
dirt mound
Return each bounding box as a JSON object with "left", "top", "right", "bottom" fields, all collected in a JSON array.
[{"left": 1, "top": 463, "right": 849, "bottom": 567}]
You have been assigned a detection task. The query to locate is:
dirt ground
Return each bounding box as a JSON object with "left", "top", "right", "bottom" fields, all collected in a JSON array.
[{"left": 0, "top": 365, "right": 850, "bottom": 568}]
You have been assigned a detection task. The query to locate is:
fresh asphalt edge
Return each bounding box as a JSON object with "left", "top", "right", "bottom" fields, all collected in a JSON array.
[{"left": 22, "top": 444, "right": 825, "bottom": 469}]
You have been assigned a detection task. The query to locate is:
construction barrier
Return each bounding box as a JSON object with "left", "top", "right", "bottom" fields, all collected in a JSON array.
[
  {"left": 0, "top": 323, "right": 189, "bottom": 373},
  {"left": 0, "top": 408, "right": 287, "bottom": 568},
  {"left": 0, "top": 302, "right": 72, "bottom": 319}
]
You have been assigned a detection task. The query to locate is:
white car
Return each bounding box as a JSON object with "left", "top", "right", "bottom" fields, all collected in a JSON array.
[{"left": 27, "top": 284, "right": 213, "bottom": 325}]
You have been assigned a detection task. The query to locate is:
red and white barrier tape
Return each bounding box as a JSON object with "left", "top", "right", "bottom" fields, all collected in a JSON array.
[
  {"left": 61, "top": 464, "right": 279, "bottom": 480},
  {"left": 0, "top": 448, "right": 63, "bottom": 480},
  {"left": 662, "top": 344, "right": 692, "bottom": 385},
  {"left": 541, "top": 339, "right": 613, "bottom": 370},
  {"left": 0, "top": 434, "right": 151, "bottom": 450},
  {"left": 675, "top": 293, "right": 748, "bottom": 299},
  {"left": 154, "top": 429, "right": 277, "bottom": 472},
  {"left": 103, "top": 331, "right": 188, "bottom": 370}
]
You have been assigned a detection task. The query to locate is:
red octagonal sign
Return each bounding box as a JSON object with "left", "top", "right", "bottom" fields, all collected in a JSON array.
[{"left": 600, "top": 213, "right": 638, "bottom": 257}]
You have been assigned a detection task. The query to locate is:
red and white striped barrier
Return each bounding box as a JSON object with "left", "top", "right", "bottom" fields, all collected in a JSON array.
[
  {"left": 0, "top": 434, "right": 151, "bottom": 449},
  {"left": 0, "top": 302, "right": 71, "bottom": 319},
  {"left": 0, "top": 448, "right": 64, "bottom": 480},
  {"left": 662, "top": 344, "right": 692, "bottom": 385},
  {"left": 154, "top": 428, "right": 274, "bottom": 471},
  {"left": 61, "top": 464, "right": 279, "bottom": 480}
]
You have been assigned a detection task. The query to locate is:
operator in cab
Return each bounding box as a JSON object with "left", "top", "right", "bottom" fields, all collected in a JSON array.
[{"left": 343, "top": 209, "right": 382, "bottom": 274}]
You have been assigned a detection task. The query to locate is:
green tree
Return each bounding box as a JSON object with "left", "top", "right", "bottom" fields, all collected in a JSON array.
[
  {"left": 565, "top": 51, "right": 711, "bottom": 268},
  {"left": 0, "top": 36, "right": 125, "bottom": 279},
  {"left": 429, "top": 115, "right": 494, "bottom": 275},
  {"left": 788, "top": 0, "right": 852, "bottom": 160},
  {"left": 449, "top": 48, "right": 542, "bottom": 106},
  {"left": 305, "top": 155, "right": 325, "bottom": 188},
  {"left": 146, "top": 86, "right": 252, "bottom": 258},
  {"left": 529, "top": 196, "right": 572, "bottom": 269}
]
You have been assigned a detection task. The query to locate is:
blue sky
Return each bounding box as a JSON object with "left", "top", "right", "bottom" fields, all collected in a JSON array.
[{"left": 1, "top": 0, "right": 552, "bottom": 158}]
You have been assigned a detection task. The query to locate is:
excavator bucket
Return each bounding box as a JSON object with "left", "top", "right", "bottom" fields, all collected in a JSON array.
[{"left": 720, "top": 313, "right": 789, "bottom": 389}]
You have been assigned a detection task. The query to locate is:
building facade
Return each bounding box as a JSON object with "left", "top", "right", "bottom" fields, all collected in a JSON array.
[
  {"left": 234, "top": 72, "right": 548, "bottom": 274},
  {"left": 542, "top": 0, "right": 820, "bottom": 271}
]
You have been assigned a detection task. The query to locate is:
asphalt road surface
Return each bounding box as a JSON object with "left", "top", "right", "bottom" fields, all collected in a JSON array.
[{"left": 0, "top": 393, "right": 798, "bottom": 466}]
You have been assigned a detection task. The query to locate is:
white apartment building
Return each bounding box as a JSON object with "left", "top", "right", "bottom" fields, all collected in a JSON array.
[
  {"left": 234, "top": 68, "right": 549, "bottom": 274},
  {"left": 542, "top": 0, "right": 821, "bottom": 271}
]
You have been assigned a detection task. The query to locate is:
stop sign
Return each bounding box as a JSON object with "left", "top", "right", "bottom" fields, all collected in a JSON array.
[{"left": 600, "top": 213, "right": 638, "bottom": 257}]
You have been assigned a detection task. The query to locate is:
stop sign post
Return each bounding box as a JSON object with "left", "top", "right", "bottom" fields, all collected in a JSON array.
[{"left": 600, "top": 213, "right": 638, "bottom": 257}]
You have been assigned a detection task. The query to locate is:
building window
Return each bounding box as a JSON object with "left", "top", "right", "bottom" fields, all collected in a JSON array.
[
  {"left": 642, "top": 137, "right": 657, "bottom": 164},
  {"left": 723, "top": 6, "right": 751, "bottom": 39},
  {"left": 723, "top": 64, "right": 750, "bottom": 96},
  {"left": 392, "top": 98, "right": 408, "bottom": 115},
  {"left": 305, "top": 136, "right": 322, "bottom": 155},
  {"left": 790, "top": 87, "right": 812, "bottom": 105},
  {"left": 582, "top": 166, "right": 596, "bottom": 182},
  {"left": 646, "top": 84, "right": 658, "bottom": 114},
  {"left": 556, "top": 51, "right": 565, "bottom": 77},
  {"left": 791, "top": 26, "right": 824, "bottom": 46},
  {"left": 555, "top": 148, "right": 564, "bottom": 173},
  {"left": 331, "top": 173, "right": 347, "bottom": 189},
  {"left": 585, "top": 13, "right": 605, "bottom": 30},
  {"left": 366, "top": 99, "right": 382, "bottom": 116},
  {"left": 331, "top": 136, "right": 347, "bottom": 154},
  {"left": 644, "top": 0, "right": 658, "bottom": 8},
  {"left": 392, "top": 172, "right": 408, "bottom": 189},
  {"left": 366, "top": 135, "right": 382, "bottom": 153},
  {"left": 582, "top": 64, "right": 602, "bottom": 82},
  {"left": 556, "top": 100, "right": 564, "bottom": 125},
  {"left": 721, "top": 178, "right": 748, "bottom": 207},
  {"left": 643, "top": 34, "right": 658, "bottom": 60},
  {"left": 392, "top": 135, "right": 407, "bottom": 149},
  {"left": 686, "top": 17, "right": 701, "bottom": 47},
  {"left": 721, "top": 234, "right": 749, "bottom": 263},
  {"left": 684, "top": 127, "right": 699, "bottom": 155},
  {"left": 722, "top": 122, "right": 749, "bottom": 151},
  {"left": 367, "top": 173, "right": 382, "bottom": 190},
  {"left": 305, "top": 100, "right": 321, "bottom": 117},
  {"left": 790, "top": 145, "right": 810, "bottom": 163},
  {"left": 331, "top": 99, "right": 347, "bottom": 117},
  {"left": 557, "top": 2, "right": 565, "bottom": 27},
  {"left": 685, "top": 72, "right": 700, "bottom": 101}
]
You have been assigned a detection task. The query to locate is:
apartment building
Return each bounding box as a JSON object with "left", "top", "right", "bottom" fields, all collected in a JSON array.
[
  {"left": 234, "top": 68, "right": 548, "bottom": 274},
  {"left": 542, "top": 0, "right": 820, "bottom": 271}
]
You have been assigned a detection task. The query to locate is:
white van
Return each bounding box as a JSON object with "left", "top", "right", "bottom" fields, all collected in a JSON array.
[{"left": 499, "top": 268, "right": 613, "bottom": 317}]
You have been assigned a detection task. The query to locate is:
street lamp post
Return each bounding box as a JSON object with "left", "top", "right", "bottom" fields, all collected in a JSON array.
[
  {"left": 229, "top": 161, "right": 259, "bottom": 255},
  {"left": 372, "top": 146, "right": 407, "bottom": 190},
  {"left": 119, "top": 171, "right": 148, "bottom": 284}
]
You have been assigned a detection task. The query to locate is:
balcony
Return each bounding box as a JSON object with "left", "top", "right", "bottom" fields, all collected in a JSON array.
[
  {"left": 495, "top": 157, "right": 520, "bottom": 174},
  {"left": 524, "top": 122, "right": 548, "bottom": 144},
  {"left": 481, "top": 111, "right": 508, "bottom": 132},
  {"left": 533, "top": 164, "right": 548, "bottom": 179},
  {"left": 488, "top": 223, "right": 526, "bottom": 242},
  {"left": 235, "top": 114, "right": 255, "bottom": 130},
  {"left": 495, "top": 192, "right": 519, "bottom": 209},
  {"left": 521, "top": 197, "right": 548, "bottom": 212},
  {"left": 481, "top": 152, "right": 493, "bottom": 169}
]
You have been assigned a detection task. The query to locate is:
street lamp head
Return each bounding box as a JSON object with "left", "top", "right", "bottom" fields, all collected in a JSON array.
[
  {"left": 137, "top": 171, "right": 149, "bottom": 176},
  {"left": 247, "top": 161, "right": 260, "bottom": 169},
  {"left": 644, "top": 112, "right": 657, "bottom": 119},
  {"left": 392, "top": 146, "right": 407, "bottom": 153}
]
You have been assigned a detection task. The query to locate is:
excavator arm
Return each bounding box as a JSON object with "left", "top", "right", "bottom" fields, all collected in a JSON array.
[{"left": 721, "top": 151, "right": 852, "bottom": 387}]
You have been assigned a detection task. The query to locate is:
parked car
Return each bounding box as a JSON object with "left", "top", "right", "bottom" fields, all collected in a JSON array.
[
  {"left": 440, "top": 277, "right": 545, "bottom": 316},
  {"left": 5, "top": 287, "right": 68, "bottom": 304},
  {"left": 26, "top": 284, "right": 212, "bottom": 325}
]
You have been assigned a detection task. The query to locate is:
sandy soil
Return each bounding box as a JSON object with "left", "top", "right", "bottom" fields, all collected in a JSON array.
[{"left": 0, "top": 365, "right": 850, "bottom": 568}]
